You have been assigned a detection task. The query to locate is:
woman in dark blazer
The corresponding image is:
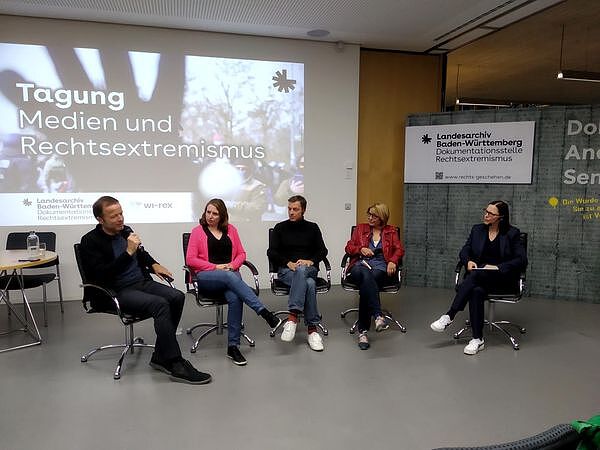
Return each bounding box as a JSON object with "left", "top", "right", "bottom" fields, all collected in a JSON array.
[
  {"left": 345, "top": 202, "right": 404, "bottom": 350},
  {"left": 430, "top": 200, "right": 527, "bottom": 355}
]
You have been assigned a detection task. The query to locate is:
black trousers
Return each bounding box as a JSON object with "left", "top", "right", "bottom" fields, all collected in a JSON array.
[
  {"left": 450, "top": 270, "right": 518, "bottom": 339},
  {"left": 118, "top": 279, "right": 185, "bottom": 362}
]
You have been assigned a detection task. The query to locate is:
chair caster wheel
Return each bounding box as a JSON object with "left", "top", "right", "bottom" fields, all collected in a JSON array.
[
  {"left": 323, "top": 330, "right": 329, "bottom": 336},
  {"left": 186, "top": 329, "right": 192, "bottom": 335},
  {"left": 190, "top": 348, "right": 196, "bottom": 354},
  {"left": 81, "top": 356, "right": 88, "bottom": 362},
  {"left": 250, "top": 342, "right": 256, "bottom": 347},
  {"left": 113, "top": 373, "right": 121, "bottom": 380},
  {"left": 513, "top": 345, "right": 520, "bottom": 350},
  {"left": 340, "top": 313, "right": 345, "bottom": 318},
  {"left": 349, "top": 329, "right": 355, "bottom": 334},
  {"left": 520, "top": 328, "right": 526, "bottom": 334},
  {"left": 453, "top": 333, "right": 460, "bottom": 339},
  {"left": 269, "top": 331, "right": 276, "bottom": 338}
]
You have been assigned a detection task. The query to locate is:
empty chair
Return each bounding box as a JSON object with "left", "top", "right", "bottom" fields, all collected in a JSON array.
[{"left": 0, "top": 231, "right": 64, "bottom": 326}]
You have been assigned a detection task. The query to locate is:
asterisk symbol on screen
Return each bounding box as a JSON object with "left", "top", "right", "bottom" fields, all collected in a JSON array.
[{"left": 272, "top": 69, "right": 296, "bottom": 93}]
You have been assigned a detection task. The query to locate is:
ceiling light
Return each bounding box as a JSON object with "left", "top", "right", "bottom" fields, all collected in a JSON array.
[
  {"left": 556, "top": 25, "right": 600, "bottom": 83},
  {"left": 456, "top": 98, "right": 511, "bottom": 107},
  {"left": 557, "top": 70, "right": 600, "bottom": 83},
  {"left": 307, "top": 29, "right": 330, "bottom": 38}
]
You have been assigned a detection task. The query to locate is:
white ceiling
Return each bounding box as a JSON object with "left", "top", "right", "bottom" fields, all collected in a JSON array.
[
  {"left": 1, "top": 0, "right": 598, "bottom": 106},
  {"left": 0, "top": 0, "right": 565, "bottom": 51}
]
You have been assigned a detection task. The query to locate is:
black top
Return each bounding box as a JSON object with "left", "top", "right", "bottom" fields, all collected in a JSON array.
[
  {"left": 203, "top": 224, "right": 232, "bottom": 264},
  {"left": 459, "top": 223, "right": 527, "bottom": 275},
  {"left": 267, "top": 218, "right": 328, "bottom": 270},
  {"left": 79, "top": 224, "right": 159, "bottom": 309},
  {"left": 481, "top": 236, "right": 502, "bottom": 266}
]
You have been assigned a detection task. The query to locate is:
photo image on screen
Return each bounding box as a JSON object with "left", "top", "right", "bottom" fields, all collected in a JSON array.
[{"left": 0, "top": 42, "right": 304, "bottom": 226}]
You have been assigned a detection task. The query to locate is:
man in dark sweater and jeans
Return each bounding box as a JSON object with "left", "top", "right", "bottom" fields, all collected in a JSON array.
[
  {"left": 80, "top": 195, "right": 211, "bottom": 384},
  {"left": 267, "top": 195, "right": 328, "bottom": 351}
]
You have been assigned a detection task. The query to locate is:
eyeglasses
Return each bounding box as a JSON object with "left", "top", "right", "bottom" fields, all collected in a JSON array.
[
  {"left": 482, "top": 209, "right": 500, "bottom": 217},
  {"left": 367, "top": 212, "right": 381, "bottom": 220}
]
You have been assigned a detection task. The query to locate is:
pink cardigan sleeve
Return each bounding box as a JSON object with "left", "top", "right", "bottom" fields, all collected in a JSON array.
[
  {"left": 185, "top": 225, "right": 216, "bottom": 273},
  {"left": 228, "top": 224, "right": 247, "bottom": 270}
]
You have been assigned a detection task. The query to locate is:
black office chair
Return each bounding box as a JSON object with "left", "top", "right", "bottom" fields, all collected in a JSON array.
[
  {"left": 74, "top": 243, "right": 156, "bottom": 380},
  {"left": 453, "top": 232, "right": 528, "bottom": 350},
  {"left": 0, "top": 232, "right": 64, "bottom": 326},
  {"left": 182, "top": 232, "right": 257, "bottom": 353},
  {"left": 340, "top": 226, "right": 407, "bottom": 334},
  {"left": 267, "top": 227, "right": 330, "bottom": 337}
]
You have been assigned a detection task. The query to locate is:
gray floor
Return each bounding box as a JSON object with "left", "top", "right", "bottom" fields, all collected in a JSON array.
[{"left": 0, "top": 286, "right": 598, "bottom": 450}]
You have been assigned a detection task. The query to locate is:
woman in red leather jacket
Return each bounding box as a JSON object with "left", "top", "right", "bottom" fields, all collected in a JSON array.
[{"left": 344, "top": 202, "right": 404, "bottom": 350}]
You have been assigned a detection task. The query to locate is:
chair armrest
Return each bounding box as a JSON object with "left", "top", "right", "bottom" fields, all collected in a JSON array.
[
  {"left": 322, "top": 256, "right": 331, "bottom": 290},
  {"left": 241, "top": 260, "right": 260, "bottom": 296},
  {"left": 182, "top": 264, "right": 196, "bottom": 293},
  {"left": 184, "top": 262, "right": 260, "bottom": 296},
  {"left": 340, "top": 253, "right": 351, "bottom": 282},
  {"left": 454, "top": 261, "right": 464, "bottom": 289},
  {"left": 80, "top": 282, "right": 122, "bottom": 315}
]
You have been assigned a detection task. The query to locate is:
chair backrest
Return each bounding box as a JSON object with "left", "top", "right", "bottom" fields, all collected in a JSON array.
[
  {"left": 267, "top": 227, "right": 331, "bottom": 296},
  {"left": 489, "top": 232, "right": 528, "bottom": 301},
  {"left": 182, "top": 232, "right": 194, "bottom": 288},
  {"left": 73, "top": 243, "right": 88, "bottom": 284},
  {"left": 267, "top": 228, "right": 277, "bottom": 273},
  {"left": 7, "top": 231, "right": 56, "bottom": 251},
  {"left": 7, "top": 231, "right": 59, "bottom": 268},
  {"left": 182, "top": 231, "right": 260, "bottom": 300},
  {"left": 455, "top": 232, "right": 528, "bottom": 300}
]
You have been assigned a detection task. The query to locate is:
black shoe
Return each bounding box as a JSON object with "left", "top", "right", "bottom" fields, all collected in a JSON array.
[
  {"left": 149, "top": 354, "right": 172, "bottom": 375},
  {"left": 227, "top": 346, "right": 248, "bottom": 366},
  {"left": 169, "top": 359, "right": 212, "bottom": 385},
  {"left": 261, "top": 309, "right": 282, "bottom": 329}
]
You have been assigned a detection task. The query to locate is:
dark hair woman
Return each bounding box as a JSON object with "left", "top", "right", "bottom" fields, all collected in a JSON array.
[
  {"left": 186, "top": 199, "right": 281, "bottom": 365},
  {"left": 430, "top": 200, "right": 527, "bottom": 355}
]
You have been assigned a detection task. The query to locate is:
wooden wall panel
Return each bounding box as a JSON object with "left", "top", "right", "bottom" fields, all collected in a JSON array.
[{"left": 357, "top": 50, "right": 442, "bottom": 231}]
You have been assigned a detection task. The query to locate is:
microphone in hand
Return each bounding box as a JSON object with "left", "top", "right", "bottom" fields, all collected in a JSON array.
[{"left": 121, "top": 226, "right": 144, "bottom": 252}]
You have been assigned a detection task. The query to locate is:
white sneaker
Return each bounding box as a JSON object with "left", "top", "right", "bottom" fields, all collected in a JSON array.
[
  {"left": 430, "top": 314, "right": 452, "bottom": 332},
  {"left": 307, "top": 332, "right": 324, "bottom": 351},
  {"left": 464, "top": 338, "right": 485, "bottom": 355},
  {"left": 281, "top": 320, "right": 297, "bottom": 342}
]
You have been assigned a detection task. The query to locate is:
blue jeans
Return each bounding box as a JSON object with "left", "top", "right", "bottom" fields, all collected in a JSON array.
[
  {"left": 349, "top": 264, "right": 387, "bottom": 332},
  {"left": 277, "top": 265, "right": 319, "bottom": 326},
  {"left": 196, "top": 270, "right": 265, "bottom": 346}
]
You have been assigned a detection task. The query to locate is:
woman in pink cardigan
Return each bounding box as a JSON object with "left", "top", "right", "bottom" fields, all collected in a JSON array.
[{"left": 186, "top": 198, "right": 281, "bottom": 366}]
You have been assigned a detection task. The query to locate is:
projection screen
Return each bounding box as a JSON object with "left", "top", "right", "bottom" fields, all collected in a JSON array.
[{"left": 0, "top": 42, "right": 305, "bottom": 226}]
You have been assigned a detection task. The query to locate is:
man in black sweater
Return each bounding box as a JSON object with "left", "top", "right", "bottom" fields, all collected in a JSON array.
[
  {"left": 80, "top": 195, "right": 211, "bottom": 384},
  {"left": 267, "top": 195, "right": 328, "bottom": 351}
]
